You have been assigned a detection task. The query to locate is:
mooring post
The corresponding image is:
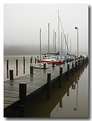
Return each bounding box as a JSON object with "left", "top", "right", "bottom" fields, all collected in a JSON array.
[
  {"left": 67, "top": 64, "right": 70, "bottom": 80},
  {"left": 77, "top": 59, "right": 78, "bottom": 67},
  {"left": 75, "top": 60, "right": 77, "bottom": 70},
  {"left": 83, "top": 57, "right": 84, "bottom": 66},
  {"left": 35, "top": 58, "right": 36, "bottom": 63},
  {"left": 16, "top": 59, "right": 18, "bottom": 76},
  {"left": 19, "top": 83, "right": 27, "bottom": 100},
  {"left": 78, "top": 59, "right": 80, "bottom": 68},
  {"left": 43, "top": 63, "right": 46, "bottom": 70},
  {"left": 7, "top": 60, "right": 9, "bottom": 78},
  {"left": 67, "top": 89, "right": 69, "bottom": 96},
  {"left": 52, "top": 63, "right": 55, "bottom": 68},
  {"left": 9, "top": 70, "right": 13, "bottom": 80},
  {"left": 80, "top": 58, "right": 82, "bottom": 66},
  {"left": 47, "top": 73, "right": 51, "bottom": 100},
  {"left": 81, "top": 58, "right": 83, "bottom": 66},
  {"left": 72, "top": 62, "right": 74, "bottom": 76},
  {"left": 59, "top": 67, "right": 63, "bottom": 88},
  {"left": 74, "top": 58, "right": 76, "bottom": 69},
  {"left": 30, "top": 57, "right": 32, "bottom": 63},
  {"left": 30, "top": 66, "right": 33, "bottom": 74}
]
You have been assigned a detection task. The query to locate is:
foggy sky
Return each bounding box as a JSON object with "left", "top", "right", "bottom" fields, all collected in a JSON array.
[{"left": 4, "top": 4, "right": 88, "bottom": 55}]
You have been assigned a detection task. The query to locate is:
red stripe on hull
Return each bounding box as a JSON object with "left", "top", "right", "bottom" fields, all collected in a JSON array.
[{"left": 37, "top": 60, "right": 64, "bottom": 65}]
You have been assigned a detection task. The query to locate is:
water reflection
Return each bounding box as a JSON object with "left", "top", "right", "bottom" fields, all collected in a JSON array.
[
  {"left": 59, "top": 98, "right": 63, "bottom": 108},
  {"left": 67, "top": 89, "right": 69, "bottom": 96},
  {"left": 74, "top": 79, "right": 78, "bottom": 111},
  {"left": 71, "top": 83, "right": 75, "bottom": 89},
  {"left": 50, "top": 65, "right": 88, "bottom": 118}
]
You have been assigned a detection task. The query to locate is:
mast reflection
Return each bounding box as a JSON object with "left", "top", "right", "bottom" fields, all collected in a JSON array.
[
  {"left": 59, "top": 98, "right": 63, "bottom": 108},
  {"left": 74, "top": 79, "right": 78, "bottom": 111}
]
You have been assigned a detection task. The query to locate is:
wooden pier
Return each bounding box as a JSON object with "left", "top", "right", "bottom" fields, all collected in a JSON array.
[{"left": 4, "top": 56, "right": 88, "bottom": 116}]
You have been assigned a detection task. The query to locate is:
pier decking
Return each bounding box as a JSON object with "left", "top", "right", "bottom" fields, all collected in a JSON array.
[{"left": 4, "top": 57, "right": 88, "bottom": 111}]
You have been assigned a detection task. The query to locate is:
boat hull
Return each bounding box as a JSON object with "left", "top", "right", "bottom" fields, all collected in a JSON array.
[{"left": 37, "top": 60, "right": 65, "bottom": 65}]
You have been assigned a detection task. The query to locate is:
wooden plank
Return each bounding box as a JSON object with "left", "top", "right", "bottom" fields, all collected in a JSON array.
[
  {"left": 4, "top": 96, "right": 19, "bottom": 101},
  {"left": 4, "top": 93, "right": 19, "bottom": 98}
]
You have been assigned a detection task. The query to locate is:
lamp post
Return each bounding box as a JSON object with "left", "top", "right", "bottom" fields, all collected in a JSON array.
[
  {"left": 40, "top": 28, "right": 41, "bottom": 61},
  {"left": 75, "top": 27, "right": 79, "bottom": 57}
]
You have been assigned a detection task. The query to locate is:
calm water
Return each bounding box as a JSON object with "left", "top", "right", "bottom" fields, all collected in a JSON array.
[
  {"left": 4, "top": 55, "right": 89, "bottom": 118},
  {"left": 50, "top": 66, "right": 88, "bottom": 118}
]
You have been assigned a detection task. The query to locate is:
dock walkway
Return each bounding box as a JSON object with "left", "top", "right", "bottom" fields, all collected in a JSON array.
[{"left": 4, "top": 57, "right": 88, "bottom": 110}]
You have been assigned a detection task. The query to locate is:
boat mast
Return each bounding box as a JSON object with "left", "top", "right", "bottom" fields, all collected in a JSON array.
[
  {"left": 59, "top": 14, "right": 69, "bottom": 53},
  {"left": 60, "top": 32, "right": 63, "bottom": 60},
  {"left": 53, "top": 29, "right": 55, "bottom": 52},
  {"left": 48, "top": 23, "right": 50, "bottom": 53},
  {"left": 58, "top": 10, "right": 60, "bottom": 52},
  {"left": 70, "top": 38, "right": 71, "bottom": 53},
  {"left": 67, "top": 34, "right": 68, "bottom": 54},
  {"left": 40, "top": 28, "right": 41, "bottom": 61},
  {"left": 55, "top": 31, "right": 56, "bottom": 53}
]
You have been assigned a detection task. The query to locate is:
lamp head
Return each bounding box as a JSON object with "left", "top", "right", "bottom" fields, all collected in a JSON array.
[{"left": 75, "top": 27, "right": 78, "bottom": 29}]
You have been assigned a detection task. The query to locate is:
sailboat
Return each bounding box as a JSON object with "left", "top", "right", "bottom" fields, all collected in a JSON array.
[
  {"left": 37, "top": 12, "right": 65, "bottom": 65},
  {"left": 37, "top": 52, "right": 65, "bottom": 65}
]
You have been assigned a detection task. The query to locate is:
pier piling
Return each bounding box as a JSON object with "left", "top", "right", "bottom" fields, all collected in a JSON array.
[
  {"left": 35, "top": 58, "right": 36, "bottom": 63},
  {"left": 72, "top": 62, "right": 74, "bottom": 76},
  {"left": 30, "top": 66, "right": 33, "bottom": 74},
  {"left": 43, "top": 63, "right": 46, "bottom": 70},
  {"left": 19, "top": 83, "right": 27, "bottom": 100},
  {"left": 30, "top": 57, "right": 32, "bottom": 63},
  {"left": 75, "top": 60, "right": 78, "bottom": 70},
  {"left": 23, "top": 57, "right": 25, "bottom": 74},
  {"left": 7, "top": 60, "right": 9, "bottom": 78},
  {"left": 9, "top": 70, "right": 13, "bottom": 80},
  {"left": 78, "top": 59, "right": 80, "bottom": 68},
  {"left": 16, "top": 59, "right": 18, "bottom": 76},
  {"left": 52, "top": 63, "right": 55, "bottom": 68},
  {"left": 59, "top": 67, "right": 63, "bottom": 88},
  {"left": 67, "top": 64, "right": 70, "bottom": 80}
]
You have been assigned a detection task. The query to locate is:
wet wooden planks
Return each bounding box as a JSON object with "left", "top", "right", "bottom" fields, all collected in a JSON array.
[{"left": 4, "top": 61, "right": 74, "bottom": 109}]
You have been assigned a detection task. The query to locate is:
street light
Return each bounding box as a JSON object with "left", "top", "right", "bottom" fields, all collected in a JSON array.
[{"left": 75, "top": 27, "right": 79, "bottom": 57}]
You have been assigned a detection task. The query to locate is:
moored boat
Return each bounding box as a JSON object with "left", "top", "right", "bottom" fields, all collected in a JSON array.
[{"left": 37, "top": 53, "right": 65, "bottom": 65}]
